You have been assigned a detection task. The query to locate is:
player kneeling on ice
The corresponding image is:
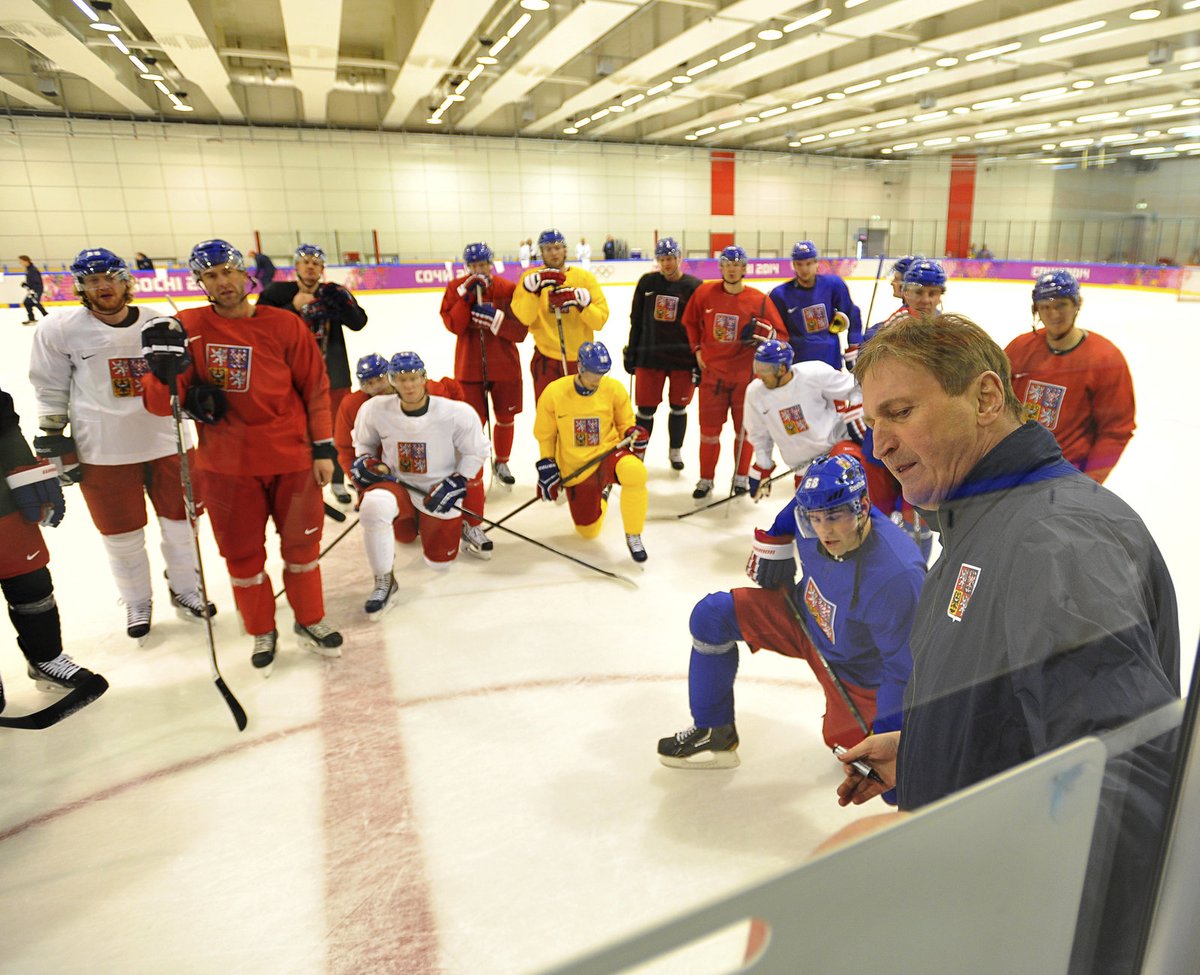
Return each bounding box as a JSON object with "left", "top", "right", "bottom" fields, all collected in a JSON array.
[
  {"left": 351, "top": 351, "right": 491, "bottom": 619},
  {"left": 658, "top": 454, "right": 924, "bottom": 772},
  {"left": 531, "top": 341, "right": 650, "bottom": 563}
]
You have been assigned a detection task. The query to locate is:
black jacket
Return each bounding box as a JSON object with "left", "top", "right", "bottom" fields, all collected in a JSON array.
[
  {"left": 257, "top": 281, "right": 368, "bottom": 390},
  {"left": 0, "top": 387, "right": 39, "bottom": 519}
]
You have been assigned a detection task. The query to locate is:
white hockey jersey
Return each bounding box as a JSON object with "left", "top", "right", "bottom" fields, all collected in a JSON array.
[
  {"left": 352, "top": 394, "right": 489, "bottom": 520},
  {"left": 28, "top": 305, "right": 190, "bottom": 465},
  {"left": 744, "top": 362, "right": 860, "bottom": 469}
]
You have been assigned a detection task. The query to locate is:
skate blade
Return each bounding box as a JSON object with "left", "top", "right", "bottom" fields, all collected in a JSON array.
[
  {"left": 130, "top": 632, "right": 150, "bottom": 647},
  {"left": 366, "top": 598, "right": 398, "bottom": 622},
  {"left": 461, "top": 541, "right": 494, "bottom": 561},
  {"left": 32, "top": 679, "right": 73, "bottom": 694},
  {"left": 251, "top": 659, "right": 275, "bottom": 678},
  {"left": 298, "top": 637, "right": 342, "bottom": 658},
  {"left": 657, "top": 749, "right": 740, "bottom": 770},
  {"left": 174, "top": 606, "right": 214, "bottom": 624}
]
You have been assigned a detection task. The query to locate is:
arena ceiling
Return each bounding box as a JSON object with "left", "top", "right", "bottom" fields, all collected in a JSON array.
[{"left": 1, "top": 0, "right": 1199, "bottom": 164}]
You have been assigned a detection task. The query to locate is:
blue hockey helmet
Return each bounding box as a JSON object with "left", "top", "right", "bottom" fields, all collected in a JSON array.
[
  {"left": 1031, "top": 269, "right": 1080, "bottom": 305},
  {"left": 791, "top": 240, "right": 819, "bottom": 261},
  {"left": 388, "top": 351, "right": 426, "bottom": 375},
  {"left": 754, "top": 339, "right": 795, "bottom": 369},
  {"left": 70, "top": 247, "right": 132, "bottom": 285},
  {"left": 577, "top": 341, "right": 612, "bottom": 375},
  {"left": 356, "top": 353, "right": 389, "bottom": 383},
  {"left": 655, "top": 237, "right": 681, "bottom": 259},
  {"left": 891, "top": 255, "right": 922, "bottom": 279},
  {"left": 463, "top": 241, "right": 493, "bottom": 265},
  {"left": 794, "top": 454, "right": 869, "bottom": 538},
  {"left": 719, "top": 244, "right": 748, "bottom": 265},
  {"left": 538, "top": 228, "right": 566, "bottom": 248},
  {"left": 294, "top": 243, "right": 326, "bottom": 264},
  {"left": 188, "top": 239, "right": 245, "bottom": 277},
  {"left": 903, "top": 259, "right": 947, "bottom": 290}
]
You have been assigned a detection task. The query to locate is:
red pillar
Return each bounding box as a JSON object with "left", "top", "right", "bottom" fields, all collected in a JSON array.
[
  {"left": 945, "top": 154, "right": 977, "bottom": 259},
  {"left": 710, "top": 151, "right": 736, "bottom": 256}
]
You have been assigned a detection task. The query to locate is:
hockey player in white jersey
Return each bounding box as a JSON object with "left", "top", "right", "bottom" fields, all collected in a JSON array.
[
  {"left": 28, "top": 248, "right": 215, "bottom": 644},
  {"left": 742, "top": 340, "right": 868, "bottom": 501},
  {"left": 351, "top": 351, "right": 490, "bottom": 618}
]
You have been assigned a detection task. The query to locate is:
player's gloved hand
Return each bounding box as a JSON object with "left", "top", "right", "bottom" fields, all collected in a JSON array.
[
  {"left": 622, "top": 345, "right": 635, "bottom": 374},
  {"left": 32, "top": 433, "right": 82, "bottom": 485},
  {"left": 301, "top": 298, "right": 331, "bottom": 342},
  {"left": 350, "top": 455, "right": 395, "bottom": 491},
  {"left": 470, "top": 303, "right": 504, "bottom": 334},
  {"left": 456, "top": 273, "right": 489, "bottom": 300},
  {"left": 623, "top": 425, "right": 650, "bottom": 460},
  {"left": 523, "top": 268, "right": 566, "bottom": 293},
  {"left": 6, "top": 461, "right": 65, "bottom": 527},
  {"left": 549, "top": 287, "right": 590, "bottom": 311},
  {"left": 835, "top": 399, "right": 867, "bottom": 444},
  {"left": 745, "top": 528, "right": 796, "bottom": 589},
  {"left": 535, "top": 457, "right": 561, "bottom": 502},
  {"left": 749, "top": 462, "right": 775, "bottom": 502},
  {"left": 829, "top": 311, "right": 850, "bottom": 335},
  {"left": 141, "top": 315, "right": 191, "bottom": 384},
  {"left": 739, "top": 317, "right": 776, "bottom": 346},
  {"left": 183, "top": 383, "right": 228, "bottom": 424},
  {"left": 691, "top": 365, "right": 702, "bottom": 387},
  {"left": 423, "top": 473, "right": 467, "bottom": 514},
  {"left": 843, "top": 343, "right": 860, "bottom": 372}
]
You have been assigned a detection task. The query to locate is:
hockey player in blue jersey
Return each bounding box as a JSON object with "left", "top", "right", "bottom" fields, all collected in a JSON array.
[
  {"left": 657, "top": 454, "right": 924, "bottom": 771},
  {"left": 768, "top": 240, "right": 863, "bottom": 371}
]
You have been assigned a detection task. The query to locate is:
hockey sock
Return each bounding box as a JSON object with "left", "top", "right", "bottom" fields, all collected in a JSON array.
[
  {"left": 158, "top": 516, "right": 198, "bottom": 595},
  {"left": 493, "top": 421, "right": 515, "bottom": 463},
  {"left": 360, "top": 490, "right": 399, "bottom": 574},
  {"left": 698, "top": 427, "right": 722, "bottom": 480},
  {"left": 229, "top": 572, "right": 275, "bottom": 635},
  {"left": 283, "top": 562, "right": 325, "bottom": 628},
  {"left": 667, "top": 407, "right": 687, "bottom": 449},
  {"left": 464, "top": 475, "right": 485, "bottom": 528},
  {"left": 688, "top": 590, "right": 742, "bottom": 727},
  {"left": 615, "top": 455, "right": 647, "bottom": 535},
  {"left": 101, "top": 528, "right": 153, "bottom": 605},
  {"left": 635, "top": 407, "right": 656, "bottom": 439},
  {"left": 2, "top": 568, "right": 63, "bottom": 665},
  {"left": 736, "top": 434, "right": 754, "bottom": 477}
]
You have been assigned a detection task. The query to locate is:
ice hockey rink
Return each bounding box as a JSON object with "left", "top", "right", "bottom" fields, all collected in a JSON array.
[{"left": 0, "top": 276, "right": 1195, "bottom": 975}]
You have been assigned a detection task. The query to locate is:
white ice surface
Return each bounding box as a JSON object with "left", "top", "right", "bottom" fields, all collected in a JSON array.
[{"left": 0, "top": 279, "right": 1193, "bottom": 975}]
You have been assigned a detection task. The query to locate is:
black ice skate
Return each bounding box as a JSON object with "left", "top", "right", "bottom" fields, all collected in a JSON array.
[
  {"left": 625, "top": 533, "right": 648, "bottom": 563},
  {"left": 171, "top": 588, "right": 217, "bottom": 622},
  {"left": 460, "top": 523, "right": 494, "bottom": 560},
  {"left": 669, "top": 448, "right": 685, "bottom": 471},
  {"left": 493, "top": 461, "right": 516, "bottom": 486},
  {"left": 28, "top": 653, "right": 99, "bottom": 693},
  {"left": 330, "top": 482, "right": 352, "bottom": 504},
  {"left": 251, "top": 630, "right": 279, "bottom": 677},
  {"left": 365, "top": 573, "right": 398, "bottom": 619},
  {"left": 124, "top": 599, "right": 152, "bottom": 645},
  {"left": 732, "top": 475, "right": 750, "bottom": 496},
  {"left": 692, "top": 478, "right": 714, "bottom": 501},
  {"left": 657, "top": 723, "right": 740, "bottom": 769},
  {"left": 294, "top": 619, "right": 343, "bottom": 657}
]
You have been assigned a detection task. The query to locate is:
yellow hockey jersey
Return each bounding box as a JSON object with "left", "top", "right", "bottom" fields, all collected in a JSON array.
[
  {"left": 533, "top": 375, "right": 634, "bottom": 485},
  {"left": 511, "top": 265, "right": 609, "bottom": 363}
]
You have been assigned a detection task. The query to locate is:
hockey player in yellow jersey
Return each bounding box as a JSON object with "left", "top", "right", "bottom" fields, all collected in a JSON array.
[
  {"left": 532, "top": 342, "right": 650, "bottom": 563},
  {"left": 512, "top": 228, "right": 610, "bottom": 401}
]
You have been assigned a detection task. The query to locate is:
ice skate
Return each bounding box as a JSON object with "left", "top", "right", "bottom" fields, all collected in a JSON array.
[
  {"left": 460, "top": 523, "right": 494, "bottom": 560},
  {"left": 294, "top": 619, "right": 343, "bottom": 657},
  {"left": 692, "top": 478, "right": 713, "bottom": 501},
  {"left": 28, "top": 653, "right": 99, "bottom": 694},
  {"left": 657, "top": 723, "right": 740, "bottom": 769},
  {"left": 493, "top": 461, "right": 516, "bottom": 486},
  {"left": 171, "top": 588, "right": 217, "bottom": 622},
  {"left": 732, "top": 475, "right": 750, "bottom": 496},
  {"left": 330, "top": 482, "right": 353, "bottom": 505},
  {"left": 124, "top": 599, "right": 152, "bottom": 645},
  {"left": 251, "top": 629, "right": 278, "bottom": 677},
  {"left": 365, "top": 573, "right": 398, "bottom": 619},
  {"left": 669, "top": 448, "right": 684, "bottom": 472},
  {"left": 625, "top": 533, "right": 648, "bottom": 564}
]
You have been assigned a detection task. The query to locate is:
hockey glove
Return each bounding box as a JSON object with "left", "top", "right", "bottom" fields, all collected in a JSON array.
[
  {"left": 522, "top": 268, "right": 566, "bottom": 293},
  {"left": 622, "top": 345, "right": 636, "bottom": 374},
  {"left": 423, "top": 473, "right": 467, "bottom": 514},
  {"left": 535, "top": 457, "right": 562, "bottom": 502},
  {"left": 549, "top": 287, "right": 591, "bottom": 311},
  {"left": 745, "top": 528, "right": 796, "bottom": 590},
  {"left": 32, "top": 433, "right": 82, "bottom": 485},
  {"left": 835, "top": 399, "right": 867, "bottom": 444},
  {"left": 749, "top": 462, "right": 775, "bottom": 502},
  {"left": 829, "top": 310, "right": 850, "bottom": 335},
  {"left": 623, "top": 425, "right": 650, "bottom": 460},
  {"left": 691, "top": 364, "right": 702, "bottom": 387},
  {"left": 316, "top": 282, "right": 358, "bottom": 317},
  {"left": 739, "top": 317, "right": 777, "bottom": 346},
  {"left": 6, "top": 462, "right": 65, "bottom": 527},
  {"left": 183, "top": 384, "right": 228, "bottom": 424},
  {"left": 456, "top": 273, "right": 489, "bottom": 300},
  {"left": 141, "top": 315, "right": 191, "bottom": 384},
  {"left": 301, "top": 299, "right": 331, "bottom": 343},
  {"left": 470, "top": 303, "right": 504, "bottom": 334},
  {"left": 350, "top": 455, "right": 395, "bottom": 491},
  {"left": 842, "top": 343, "right": 860, "bottom": 372}
]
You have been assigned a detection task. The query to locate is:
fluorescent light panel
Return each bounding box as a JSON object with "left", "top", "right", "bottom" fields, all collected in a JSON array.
[
  {"left": 965, "top": 42, "right": 1021, "bottom": 61},
  {"left": 1038, "top": 21, "right": 1105, "bottom": 43}
]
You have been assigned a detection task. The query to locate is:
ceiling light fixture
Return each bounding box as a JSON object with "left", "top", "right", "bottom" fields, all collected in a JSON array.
[
  {"left": 799, "top": 134, "right": 825, "bottom": 143},
  {"left": 1038, "top": 21, "right": 1106, "bottom": 43},
  {"left": 892, "top": 142, "right": 918, "bottom": 150},
  {"left": 924, "top": 137, "right": 953, "bottom": 146},
  {"left": 1076, "top": 111, "right": 1119, "bottom": 122},
  {"left": 141, "top": 72, "right": 164, "bottom": 81},
  {"left": 972, "top": 96, "right": 1013, "bottom": 109},
  {"left": 153, "top": 80, "right": 170, "bottom": 94},
  {"left": 508, "top": 13, "right": 532, "bottom": 37},
  {"left": 876, "top": 118, "right": 907, "bottom": 128},
  {"left": 935, "top": 57, "right": 958, "bottom": 67},
  {"left": 696, "top": 126, "right": 717, "bottom": 136},
  {"left": 1180, "top": 61, "right": 1200, "bottom": 71},
  {"left": 591, "top": 108, "right": 609, "bottom": 120},
  {"left": 1126, "top": 103, "right": 1174, "bottom": 115},
  {"left": 783, "top": 9, "right": 832, "bottom": 32},
  {"left": 1021, "top": 86, "right": 1069, "bottom": 101},
  {"left": 687, "top": 59, "right": 718, "bottom": 76},
  {"left": 672, "top": 75, "right": 692, "bottom": 84},
  {"left": 489, "top": 37, "right": 510, "bottom": 56},
  {"left": 467, "top": 64, "right": 484, "bottom": 81},
  {"left": 826, "top": 91, "right": 845, "bottom": 100},
  {"left": 71, "top": 0, "right": 98, "bottom": 20},
  {"left": 477, "top": 55, "right": 498, "bottom": 65},
  {"left": 563, "top": 126, "right": 578, "bottom": 134},
  {"left": 718, "top": 120, "right": 742, "bottom": 129},
  {"left": 719, "top": 42, "right": 756, "bottom": 62},
  {"left": 965, "top": 42, "right": 1022, "bottom": 61},
  {"left": 886, "top": 67, "right": 930, "bottom": 83},
  {"left": 622, "top": 93, "right": 645, "bottom": 106},
  {"left": 758, "top": 28, "right": 783, "bottom": 41},
  {"left": 844, "top": 79, "right": 881, "bottom": 93},
  {"left": 108, "top": 34, "right": 129, "bottom": 54},
  {"left": 646, "top": 81, "right": 672, "bottom": 96},
  {"left": 1072, "top": 80, "right": 1094, "bottom": 89},
  {"left": 608, "top": 104, "right": 625, "bottom": 112},
  {"left": 1105, "top": 68, "right": 1162, "bottom": 83},
  {"left": 1128, "top": 8, "right": 1161, "bottom": 20},
  {"left": 1015, "top": 122, "right": 1052, "bottom": 132},
  {"left": 913, "top": 109, "right": 947, "bottom": 120},
  {"left": 791, "top": 96, "right": 823, "bottom": 109},
  {"left": 90, "top": 20, "right": 121, "bottom": 32},
  {"left": 829, "top": 127, "right": 856, "bottom": 137},
  {"left": 760, "top": 106, "right": 787, "bottom": 118},
  {"left": 129, "top": 55, "right": 148, "bottom": 72},
  {"left": 520, "top": 0, "right": 549, "bottom": 9}
]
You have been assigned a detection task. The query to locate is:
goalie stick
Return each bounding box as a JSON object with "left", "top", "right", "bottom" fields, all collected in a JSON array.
[{"left": 0, "top": 673, "right": 108, "bottom": 730}]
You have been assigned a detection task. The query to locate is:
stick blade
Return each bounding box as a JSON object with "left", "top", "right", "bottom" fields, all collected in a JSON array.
[
  {"left": 215, "top": 677, "right": 248, "bottom": 731},
  {"left": 0, "top": 673, "right": 110, "bottom": 730},
  {"left": 323, "top": 501, "right": 348, "bottom": 522}
]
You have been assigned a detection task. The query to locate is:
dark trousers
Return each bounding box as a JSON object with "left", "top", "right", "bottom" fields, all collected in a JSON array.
[{"left": 23, "top": 292, "right": 47, "bottom": 319}]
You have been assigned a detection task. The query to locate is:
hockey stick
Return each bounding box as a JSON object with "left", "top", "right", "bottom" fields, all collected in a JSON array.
[
  {"left": 273, "top": 516, "right": 361, "bottom": 601},
  {"left": 676, "top": 465, "right": 797, "bottom": 519},
  {"left": 475, "top": 283, "right": 496, "bottom": 490},
  {"left": 0, "top": 673, "right": 109, "bottom": 730},
  {"left": 483, "top": 433, "right": 634, "bottom": 534},
  {"left": 781, "top": 589, "right": 869, "bottom": 736},
  {"left": 324, "top": 501, "right": 347, "bottom": 522},
  {"left": 862, "top": 254, "right": 886, "bottom": 332},
  {"left": 552, "top": 305, "right": 569, "bottom": 373},
  {"left": 394, "top": 477, "right": 636, "bottom": 587},
  {"left": 169, "top": 377, "right": 248, "bottom": 732}
]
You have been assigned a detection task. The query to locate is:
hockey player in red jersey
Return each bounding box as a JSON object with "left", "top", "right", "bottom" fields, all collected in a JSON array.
[
  {"left": 1005, "top": 269, "right": 1135, "bottom": 484},
  {"left": 28, "top": 247, "right": 215, "bottom": 645},
  {"left": 140, "top": 239, "right": 342, "bottom": 677},
  {"left": 439, "top": 241, "right": 528, "bottom": 486},
  {"left": 350, "top": 351, "right": 490, "bottom": 618},
  {"left": 682, "top": 245, "right": 787, "bottom": 500}
]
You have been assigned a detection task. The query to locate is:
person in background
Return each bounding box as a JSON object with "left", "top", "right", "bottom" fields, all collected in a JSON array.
[
  {"left": 246, "top": 249, "right": 276, "bottom": 291},
  {"left": 135, "top": 253, "right": 154, "bottom": 271},
  {"left": 603, "top": 235, "right": 616, "bottom": 261},
  {"left": 18, "top": 255, "right": 48, "bottom": 324}
]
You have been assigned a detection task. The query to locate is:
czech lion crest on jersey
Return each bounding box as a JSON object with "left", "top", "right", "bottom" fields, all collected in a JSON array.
[
  {"left": 206, "top": 344, "right": 252, "bottom": 392},
  {"left": 1021, "top": 380, "right": 1066, "bottom": 430},
  {"left": 713, "top": 312, "right": 740, "bottom": 343},
  {"left": 802, "top": 304, "right": 830, "bottom": 334},
  {"left": 778, "top": 404, "right": 810, "bottom": 436},
  {"left": 653, "top": 294, "right": 680, "bottom": 322},
  {"left": 804, "top": 577, "right": 837, "bottom": 643},
  {"left": 573, "top": 417, "right": 601, "bottom": 447},
  {"left": 947, "top": 563, "right": 982, "bottom": 622},
  {"left": 393, "top": 441, "right": 428, "bottom": 474},
  {"left": 108, "top": 356, "right": 151, "bottom": 398}
]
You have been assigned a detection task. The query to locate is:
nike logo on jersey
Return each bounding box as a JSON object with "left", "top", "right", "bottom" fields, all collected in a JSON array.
[
  {"left": 26, "top": 551, "right": 41, "bottom": 560},
  {"left": 304, "top": 527, "right": 319, "bottom": 535},
  {"left": 705, "top": 308, "right": 713, "bottom": 313},
  {"left": 81, "top": 353, "right": 97, "bottom": 360},
  {"left": 787, "top": 307, "right": 797, "bottom": 314}
]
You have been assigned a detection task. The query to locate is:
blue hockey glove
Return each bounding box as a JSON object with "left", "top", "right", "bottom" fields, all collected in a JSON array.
[
  {"left": 6, "top": 462, "right": 65, "bottom": 527},
  {"left": 423, "top": 473, "right": 467, "bottom": 514},
  {"left": 745, "top": 528, "right": 796, "bottom": 589},
  {"left": 32, "top": 433, "right": 82, "bottom": 485},
  {"left": 536, "top": 457, "right": 562, "bottom": 502},
  {"left": 739, "top": 317, "right": 776, "bottom": 346},
  {"left": 749, "top": 462, "right": 775, "bottom": 502},
  {"left": 350, "top": 455, "right": 395, "bottom": 491},
  {"left": 470, "top": 303, "right": 503, "bottom": 334}
]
